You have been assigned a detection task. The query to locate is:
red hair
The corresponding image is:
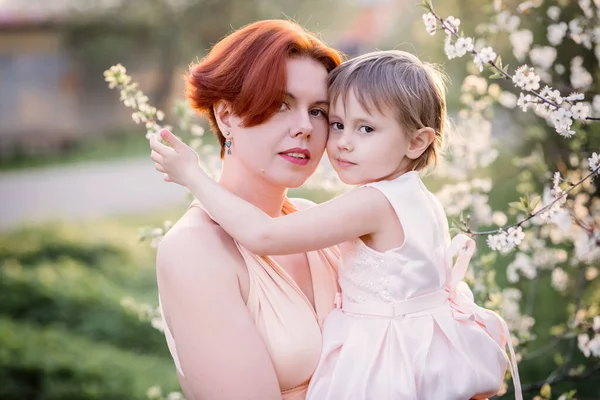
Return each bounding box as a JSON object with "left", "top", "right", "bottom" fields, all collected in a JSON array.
[{"left": 186, "top": 19, "right": 343, "bottom": 157}]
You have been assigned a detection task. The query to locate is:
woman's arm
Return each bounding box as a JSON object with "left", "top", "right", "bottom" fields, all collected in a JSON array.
[
  {"left": 150, "top": 131, "right": 389, "bottom": 255},
  {"left": 157, "top": 221, "right": 281, "bottom": 399}
]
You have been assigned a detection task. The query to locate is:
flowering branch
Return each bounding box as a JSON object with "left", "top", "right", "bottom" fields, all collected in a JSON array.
[
  {"left": 469, "top": 163, "right": 599, "bottom": 236},
  {"left": 421, "top": 1, "right": 600, "bottom": 138},
  {"left": 104, "top": 64, "right": 169, "bottom": 139}
]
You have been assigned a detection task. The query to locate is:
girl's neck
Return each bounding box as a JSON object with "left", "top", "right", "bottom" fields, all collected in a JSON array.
[{"left": 218, "top": 160, "right": 288, "bottom": 218}]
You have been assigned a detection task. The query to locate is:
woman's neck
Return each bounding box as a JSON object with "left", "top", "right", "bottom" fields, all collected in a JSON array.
[{"left": 218, "top": 161, "right": 288, "bottom": 218}]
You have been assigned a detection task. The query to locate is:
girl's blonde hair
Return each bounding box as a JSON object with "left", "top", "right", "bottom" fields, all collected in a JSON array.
[{"left": 328, "top": 50, "right": 448, "bottom": 171}]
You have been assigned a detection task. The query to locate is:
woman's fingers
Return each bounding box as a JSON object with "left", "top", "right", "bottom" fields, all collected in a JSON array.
[{"left": 164, "top": 174, "right": 172, "bottom": 182}]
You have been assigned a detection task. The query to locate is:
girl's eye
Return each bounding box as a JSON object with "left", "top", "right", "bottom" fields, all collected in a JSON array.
[
  {"left": 279, "top": 102, "right": 290, "bottom": 111},
  {"left": 310, "top": 108, "right": 327, "bottom": 118},
  {"left": 330, "top": 122, "right": 344, "bottom": 131},
  {"left": 359, "top": 125, "right": 374, "bottom": 134}
]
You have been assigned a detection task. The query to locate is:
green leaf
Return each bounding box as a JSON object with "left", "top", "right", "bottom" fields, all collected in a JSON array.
[
  {"left": 529, "top": 195, "right": 541, "bottom": 210},
  {"left": 540, "top": 383, "right": 551, "bottom": 398},
  {"left": 418, "top": 0, "right": 433, "bottom": 11},
  {"left": 495, "top": 55, "right": 503, "bottom": 69},
  {"left": 509, "top": 201, "right": 528, "bottom": 213}
]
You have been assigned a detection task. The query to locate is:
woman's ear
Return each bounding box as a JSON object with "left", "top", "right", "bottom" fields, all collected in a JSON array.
[
  {"left": 406, "top": 127, "right": 435, "bottom": 160},
  {"left": 213, "top": 101, "right": 234, "bottom": 134}
]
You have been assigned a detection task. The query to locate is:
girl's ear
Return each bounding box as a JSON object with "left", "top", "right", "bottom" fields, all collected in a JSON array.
[{"left": 406, "top": 127, "right": 435, "bottom": 159}]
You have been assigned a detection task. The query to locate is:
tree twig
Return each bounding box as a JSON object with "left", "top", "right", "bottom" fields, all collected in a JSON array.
[{"left": 468, "top": 165, "right": 599, "bottom": 236}]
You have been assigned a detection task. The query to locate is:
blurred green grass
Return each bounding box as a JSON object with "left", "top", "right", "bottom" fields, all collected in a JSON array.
[{"left": 0, "top": 213, "right": 183, "bottom": 400}]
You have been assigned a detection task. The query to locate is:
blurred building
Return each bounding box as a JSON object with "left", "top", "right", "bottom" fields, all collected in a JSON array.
[{"left": 0, "top": 1, "right": 176, "bottom": 157}]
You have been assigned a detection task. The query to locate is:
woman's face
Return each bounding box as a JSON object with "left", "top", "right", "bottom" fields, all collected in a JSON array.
[{"left": 228, "top": 57, "right": 330, "bottom": 188}]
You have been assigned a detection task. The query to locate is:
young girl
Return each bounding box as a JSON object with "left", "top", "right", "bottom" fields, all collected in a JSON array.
[{"left": 150, "top": 50, "right": 522, "bottom": 400}]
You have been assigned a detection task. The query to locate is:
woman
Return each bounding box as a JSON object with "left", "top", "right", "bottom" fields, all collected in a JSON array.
[{"left": 155, "top": 20, "right": 343, "bottom": 399}]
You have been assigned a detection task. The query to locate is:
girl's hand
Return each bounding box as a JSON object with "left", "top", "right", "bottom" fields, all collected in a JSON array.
[{"left": 150, "top": 129, "right": 201, "bottom": 187}]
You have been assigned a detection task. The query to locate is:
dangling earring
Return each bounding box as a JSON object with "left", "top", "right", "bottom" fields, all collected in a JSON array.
[{"left": 225, "top": 132, "right": 232, "bottom": 155}]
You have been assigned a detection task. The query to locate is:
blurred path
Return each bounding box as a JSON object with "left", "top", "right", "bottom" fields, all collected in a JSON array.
[{"left": 0, "top": 157, "right": 189, "bottom": 231}]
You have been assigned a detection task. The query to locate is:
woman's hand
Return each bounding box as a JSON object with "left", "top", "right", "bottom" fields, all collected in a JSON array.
[{"left": 150, "top": 129, "right": 202, "bottom": 187}]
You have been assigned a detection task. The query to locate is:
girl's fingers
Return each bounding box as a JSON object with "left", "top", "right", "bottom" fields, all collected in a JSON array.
[
  {"left": 160, "top": 129, "right": 186, "bottom": 152},
  {"left": 149, "top": 134, "right": 172, "bottom": 156},
  {"left": 150, "top": 150, "right": 162, "bottom": 163},
  {"left": 154, "top": 162, "right": 165, "bottom": 173},
  {"left": 164, "top": 174, "right": 172, "bottom": 182}
]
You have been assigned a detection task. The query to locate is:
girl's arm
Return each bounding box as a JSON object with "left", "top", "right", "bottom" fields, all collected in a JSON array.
[{"left": 150, "top": 130, "right": 390, "bottom": 255}]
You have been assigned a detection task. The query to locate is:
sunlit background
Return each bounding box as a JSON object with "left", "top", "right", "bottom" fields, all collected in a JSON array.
[{"left": 1, "top": 0, "right": 599, "bottom": 399}]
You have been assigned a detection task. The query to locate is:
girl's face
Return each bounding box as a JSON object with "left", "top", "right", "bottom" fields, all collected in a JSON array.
[
  {"left": 226, "top": 57, "right": 330, "bottom": 188},
  {"left": 326, "top": 90, "right": 414, "bottom": 185}
]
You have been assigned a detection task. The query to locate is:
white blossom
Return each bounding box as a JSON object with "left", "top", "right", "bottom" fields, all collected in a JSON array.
[
  {"left": 547, "top": 22, "right": 568, "bottom": 46},
  {"left": 444, "top": 16, "right": 461, "bottom": 33},
  {"left": 517, "top": 93, "right": 534, "bottom": 112},
  {"left": 507, "top": 226, "right": 526, "bottom": 246},
  {"left": 498, "top": 91, "right": 518, "bottom": 108},
  {"left": 454, "top": 37, "right": 475, "bottom": 57},
  {"left": 571, "top": 102, "right": 590, "bottom": 120},
  {"left": 570, "top": 56, "right": 593, "bottom": 90},
  {"left": 444, "top": 35, "right": 458, "bottom": 59},
  {"left": 529, "top": 46, "right": 557, "bottom": 70},
  {"left": 474, "top": 46, "right": 497, "bottom": 71},
  {"left": 497, "top": 11, "right": 520, "bottom": 32},
  {"left": 566, "top": 92, "right": 585, "bottom": 102},
  {"left": 590, "top": 335, "right": 600, "bottom": 357},
  {"left": 493, "top": 211, "right": 508, "bottom": 227},
  {"left": 150, "top": 316, "right": 164, "bottom": 331},
  {"left": 579, "top": 0, "right": 594, "bottom": 18},
  {"left": 507, "top": 252, "right": 536, "bottom": 283},
  {"left": 512, "top": 65, "right": 540, "bottom": 91},
  {"left": 551, "top": 268, "right": 569, "bottom": 291},
  {"left": 593, "top": 95, "right": 600, "bottom": 115},
  {"left": 553, "top": 172, "right": 561, "bottom": 192},
  {"left": 589, "top": 152, "right": 600, "bottom": 172},
  {"left": 510, "top": 30, "right": 534, "bottom": 61},
  {"left": 547, "top": 5, "right": 561, "bottom": 21},
  {"left": 423, "top": 13, "right": 437, "bottom": 35},
  {"left": 579, "top": 333, "right": 591, "bottom": 357}
]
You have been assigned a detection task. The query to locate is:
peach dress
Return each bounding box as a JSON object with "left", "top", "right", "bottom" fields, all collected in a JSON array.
[
  {"left": 306, "top": 172, "right": 522, "bottom": 400},
  {"left": 159, "top": 198, "right": 340, "bottom": 399}
]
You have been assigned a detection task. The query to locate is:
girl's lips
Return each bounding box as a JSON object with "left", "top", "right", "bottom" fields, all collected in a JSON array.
[{"left": 335, "top": 158, "right": 356, "bottom": 168}]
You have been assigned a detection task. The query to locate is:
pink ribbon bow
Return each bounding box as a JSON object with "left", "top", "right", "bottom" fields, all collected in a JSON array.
[{"left": 445, "top": 234, "right": 523, "bottom": 400}]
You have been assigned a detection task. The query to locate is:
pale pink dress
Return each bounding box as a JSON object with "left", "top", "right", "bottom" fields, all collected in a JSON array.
[{"left": 306, "top": 171, "right": 522, "bottom": 400}]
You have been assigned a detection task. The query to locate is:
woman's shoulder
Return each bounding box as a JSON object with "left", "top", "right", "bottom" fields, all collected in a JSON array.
[{"left": 156, "top": 206, "right": 244, "bottom": 286}]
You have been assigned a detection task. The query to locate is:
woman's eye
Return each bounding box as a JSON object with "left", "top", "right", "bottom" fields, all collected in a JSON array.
[
  {"left": 330, "top": 122, "right": 344, "bottom": 130},
  {"left": 359, "top": 125, "right": 374, "bottom": 134},
  {"left": 279, "top": 102, "right": 290, "bottom": 111},
  {"left": 310, "top": 108, "right": 326, "bottom": 117}
]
